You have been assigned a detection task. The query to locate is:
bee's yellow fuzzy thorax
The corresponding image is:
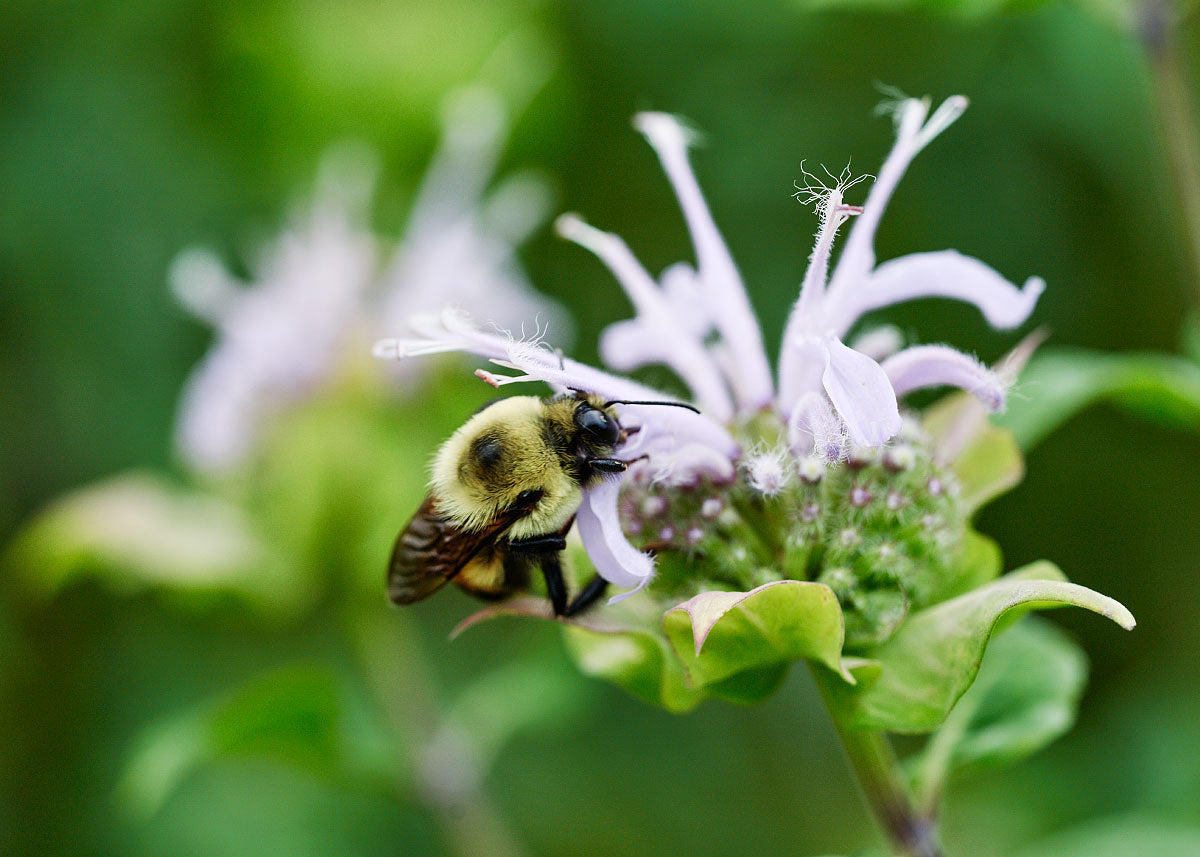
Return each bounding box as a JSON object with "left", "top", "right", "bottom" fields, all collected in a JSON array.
[{"left": 430, "top": 396, "right": 582, "bottom": 539}]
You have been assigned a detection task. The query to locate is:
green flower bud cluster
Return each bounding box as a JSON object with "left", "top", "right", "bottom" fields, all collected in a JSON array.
[{"left": 618, "top": 415, "right": 968, "bottom": 649}]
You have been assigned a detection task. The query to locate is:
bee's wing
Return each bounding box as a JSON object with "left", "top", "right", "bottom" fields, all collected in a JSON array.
[{"left": 387, "top": 494, "right": 526, "bottom": 605}]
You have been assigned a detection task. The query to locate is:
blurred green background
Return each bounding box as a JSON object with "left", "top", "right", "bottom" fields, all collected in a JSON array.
[{"left": 2, "top": 0, "right": 1199, "bottom": 855}]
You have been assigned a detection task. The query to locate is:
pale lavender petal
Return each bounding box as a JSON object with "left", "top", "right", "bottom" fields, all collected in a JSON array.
[
  {"left": 777, "top": 338, "right": 828, "bottom": 421},
  {"left": 829, "top": 97, "right": 928, "bottom": 289},
  {"left": 558, "top": 214, "right": 734, "bottom": 419},
  {"left": 634, "top": 112, "right": 774, "bottom": 410},
  {"left": 849, "top": 325, "right": 904, "bottom": 362},
  {"left": 827, "top": 96, "right": 968, "bottom": 302},
  {"left": 882, "top": 344, "right": 1006, "bottom": 411},
  {"left": 787, "top": 391, "right": 847, "bottom": 461},
  {"left": 612, "top": 402, "right": 740, "bottom": 462},
  {"left": 577, "top": 478, "right": 654, "bottom": 602},
  {"left": 828, "top": 251, "right": 1045, "bottom": 337},
  {"left": 778, "top": 184, "right": 860, "bottom": 413},
  {"left": 636, "top": 442, "right": 738, "bottom": 487},
  {"left": 659, "top": 262, "right": 712, "bottom": 338},
  {"left": 821, "top": 338, "right": 902, "bottom": 447}
]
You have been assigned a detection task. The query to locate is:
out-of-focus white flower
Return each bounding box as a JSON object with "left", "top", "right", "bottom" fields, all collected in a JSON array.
[
  {"left": 375, "top": 95, "right": 1043, "bottom": 601},
  {"left": 173, "top": 147, "right": 378, "bottom": 472},
  {"left": 377, "top": 86, "right": 569, "bottom": 382},
  {"left": 174, "top": 82, "right": 566, "bottom": 473}
]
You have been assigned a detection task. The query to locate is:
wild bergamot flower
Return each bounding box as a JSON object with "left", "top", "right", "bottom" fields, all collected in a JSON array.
[{"left": 373, "top": 94, "right": 1042, "bottom": 615}]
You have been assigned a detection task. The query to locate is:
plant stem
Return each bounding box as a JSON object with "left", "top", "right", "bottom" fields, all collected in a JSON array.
[
  {"left": 1142, "top": 0, "right": 1200, "bottom": 299},
  {"left": 812, "top": 665, "right": 945, "bottom": 857}
]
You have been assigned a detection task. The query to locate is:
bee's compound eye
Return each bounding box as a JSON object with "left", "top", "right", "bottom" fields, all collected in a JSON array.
[{"left": 575, "top": 405, "right": 619, "bottom": 445}]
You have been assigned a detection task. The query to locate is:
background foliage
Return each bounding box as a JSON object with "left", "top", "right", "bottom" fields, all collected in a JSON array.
[{"left": 2, "top": 0, "right": 1199, "bottom": 855}]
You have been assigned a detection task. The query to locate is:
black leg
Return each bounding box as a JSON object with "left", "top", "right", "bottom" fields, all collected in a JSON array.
[
  {"left": 564, "top": 575, "right": 609, "bottom": 617},
  {"left": 588, "top": 458, "right": 628, "bottom": 474},
  {"left": 537, "top": 552, "right": 568, "bottom": 616},
  {"left": 508, "top": 534, "right": 567, "bottom": 555}
]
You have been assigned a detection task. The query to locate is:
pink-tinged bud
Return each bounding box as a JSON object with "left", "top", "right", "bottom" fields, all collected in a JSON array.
[
  {"left": 798, "top": 456, "right": 825, "bottom": 484},
  {"left": 641, "top": 496, "right": 668, "bottom": 518},
  {"left": 927, "top": 477, "right": 945, "bottom": 497},
  {"left": 886, "top": 490, "right": 907, "bottom": 511},
  {"left": 839, "top": 527, "right": 860, "bottom": 548},
  {"left": 884, "top": 445, "right": 915, "bottom": 472},
  {"left": 801, "top": 504, "right": 821, "bottom": 523},
  {"left": 658, "top": 525, "right": 676, "bottom": 542},
  {"left": 850, "top": 486, "right": 873, "bottom": 508},
  {"left": 685, "top": 525, "right": 705, "bottom": 546},
  {"left": 700, "top": 498, "right": 724, "bottom": 519}
]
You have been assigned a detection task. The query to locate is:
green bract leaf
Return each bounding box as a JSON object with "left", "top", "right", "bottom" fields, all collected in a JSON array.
[
  {"left": 663, "top": 580, "right": 853, "bottom": 696},
  {"left": 4, "top": 473, "right": 309, "bottom": 618},
  {"left": 998, "top": 348, "right": 1200, "bottom": 451},
  {"left": 820, "top": 562, "right": 1133, "bottom": 733},
  {"left": 923, "top": 393, "right": 1024, "bottom": 514},
  {"left": 908, "top": 617, "right": 1088, "bottom": 808},
  {"left": 116, "top": 664, "right": 394, "bottom": 819}
]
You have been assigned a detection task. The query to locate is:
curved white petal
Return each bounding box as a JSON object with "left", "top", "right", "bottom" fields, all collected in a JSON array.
[
  {"left": 828, "top": 250, "right": 1045, "bottom": 337},
  {"left": 827, "top": 95, "right": 969, "bottom": 304},
  {"left": 598, "top": 319, "right": 733, "bottom": 421},
  {"left": 659, "top": 262, "right": 712, "bottom": 338},
  {"left": 821, "top": 338, "right": 901, "bottom": 448},
  {"left": 849, "top": 325, "right": 904, "bottom": 362},
  {"left": 634, "top": 112, "right": 774, "bottom": 410},
  {"left": 577, "top": 477, "right": 654, "bottom": 602},
  {"left": 881, "top": 344, "right": 1006, "bottom": 412}
]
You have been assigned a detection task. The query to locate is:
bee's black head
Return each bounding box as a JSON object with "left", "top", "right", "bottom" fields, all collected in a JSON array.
[{"left": 573, "top": 401, "right": 620, "bottom": 446}]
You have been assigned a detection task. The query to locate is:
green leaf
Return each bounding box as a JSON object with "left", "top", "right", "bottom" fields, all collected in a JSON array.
[
  {"left": 1012, "top": 816, "right": 1200, "bottom": 857},
  {"left": 923, "top": 393, "right": 1024, "bottom": 514},
  {"left": 564, "top": 622, "right": 705, "bottom": 713},
  {"left": 116, "top": 664, "right": 394, "bottom": 819},
  {"left": 908, "top": 617, "right": 1088, "bottom": 807},
  {"left": 3, "top": 473, "right": 310, "bottom": 618},
  {"left": 663, "top": 580, "right": 853, "bottom": 699},
  {"left": 998, "top": 348, "right": 1200, "bottom": 451},
  {"left": 820, "top": 562, "right": 1133, "bottom": 733}
]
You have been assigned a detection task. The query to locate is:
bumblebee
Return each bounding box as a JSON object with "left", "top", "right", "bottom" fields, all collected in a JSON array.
[{"left": 387, "top": 392, "right": 692, "bottom": 616}]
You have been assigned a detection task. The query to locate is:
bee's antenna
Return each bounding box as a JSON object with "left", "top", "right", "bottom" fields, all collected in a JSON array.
[{"left": 602, "top": 398, "right": 701, "bottom": 414}]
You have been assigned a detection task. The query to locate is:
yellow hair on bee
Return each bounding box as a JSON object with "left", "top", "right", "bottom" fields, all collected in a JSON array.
[{"left": 430, "top": 396, "right": 582, "bottom": 540}]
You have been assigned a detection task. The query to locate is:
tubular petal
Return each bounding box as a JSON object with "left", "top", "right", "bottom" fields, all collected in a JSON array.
[
  {"left": 577, "top": 478, "right": 655, "bottom": 601},
  {"left": 829, "top": 251, "right": 1044, "bottom": 336},
  {"left": 821, "top": 338, "right": 902, "bottom": 447},
  {"left": 634, "top": 112, "right": 774, "bottom": 410},
  {"left": 882, "top": 344, "right": 1007, "bottom": 411}
]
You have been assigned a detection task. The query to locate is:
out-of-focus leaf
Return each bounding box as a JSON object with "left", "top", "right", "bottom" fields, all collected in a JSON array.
[
  {"left": 1012, "top": 816, "right": 1200, "bottom": 857},
  {"left": 117, "top": 664, "right": 394, "bottom": 820},
  {"left": 998, "top": 348, "right": 1200, "bottom": 451},
  {"left": 439, "top": 656, "right": 595, "bottom": 766},
  {"left": 4, "top": 473, "right": 310, "bottom": 618},
  {"left": 923, "top": 392, "right": 1024, "bottom": 514},
  {"left": 663, "top": 581, "right": 853, "bottom": 701},
  {"left": 794, "top": 0, "right": 1131, "bottom": 28},
  {"left": 820, "top": 562, "right": 1133, "bottom": 733},
  {"left": 908, "top": 617, "right": 1088, "bottom": 807}
]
